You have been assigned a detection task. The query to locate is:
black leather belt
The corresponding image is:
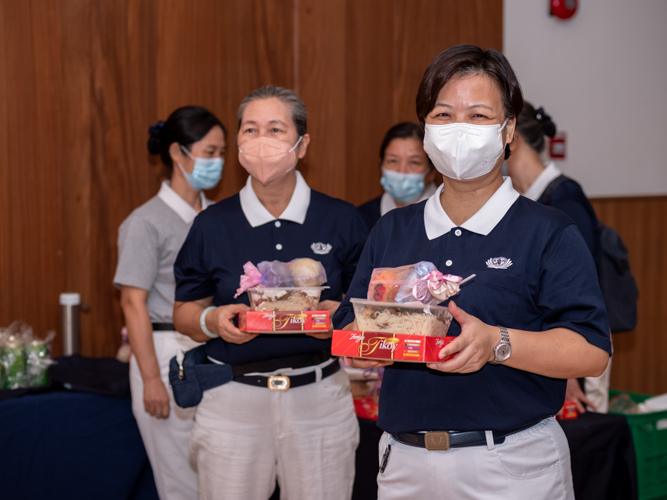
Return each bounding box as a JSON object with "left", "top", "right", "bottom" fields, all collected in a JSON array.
[
  {"left": 234, "top": 360, "right": 340, "bottom": 391},
  {"left": 152, "top": 323, "right": 176, "bottom": 331},
  {"left": 392, "top": 421, "right": 538, "bottom": 451}
]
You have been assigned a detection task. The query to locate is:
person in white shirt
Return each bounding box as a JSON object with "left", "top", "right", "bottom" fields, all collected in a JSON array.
[{"left": 113, "top": 106, "right": 226, "bottom": 500}]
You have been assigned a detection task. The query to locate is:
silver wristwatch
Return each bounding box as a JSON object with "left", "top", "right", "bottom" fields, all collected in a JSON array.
[{"left": 490, "top": 326, "right": 511, "bottom": 365}]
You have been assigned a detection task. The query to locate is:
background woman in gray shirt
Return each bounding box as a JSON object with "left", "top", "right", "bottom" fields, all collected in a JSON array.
[{"left": 113, "top": 106, "right": 226, "bottom": 500}]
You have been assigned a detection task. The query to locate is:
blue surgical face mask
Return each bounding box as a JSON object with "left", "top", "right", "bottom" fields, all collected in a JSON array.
[
  {"left": 380, "top": 168, "right": 427, "bottom": 203},
  {"left": 178, "top": 145, "right": 224, "bottom": 191}
]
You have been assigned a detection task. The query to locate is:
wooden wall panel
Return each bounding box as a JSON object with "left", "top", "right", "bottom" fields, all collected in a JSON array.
[
  {"left": 0, "top": 1, "right": 64, "bottom": 349},
  {"left": 591, "top": 196, "right": 667, "bottom": 395},
  {"left": 297, "top": 0, "right": 348, "bottom": 198}
]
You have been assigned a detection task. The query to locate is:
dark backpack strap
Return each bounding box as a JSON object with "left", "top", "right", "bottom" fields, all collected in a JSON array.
[{"left": 541, "top": 174, "right": 571, "bottom": 206}]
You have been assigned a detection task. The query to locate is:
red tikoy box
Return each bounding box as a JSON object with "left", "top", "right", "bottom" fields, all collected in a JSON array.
[
  {"left": 331, "top": 330, "right": 456, "bottom": 363},
  {"left": 239, "top": 310, "right": 330, "bottom": 334}
]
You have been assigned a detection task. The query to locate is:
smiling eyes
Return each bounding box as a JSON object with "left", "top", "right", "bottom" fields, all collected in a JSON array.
[{"left": 433, "top": 112, "right": 492, "bottom": 120}]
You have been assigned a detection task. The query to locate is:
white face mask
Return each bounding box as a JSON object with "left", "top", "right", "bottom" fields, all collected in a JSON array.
[{"left": 423, "top": 119, "right": 508, "bottom": 180}]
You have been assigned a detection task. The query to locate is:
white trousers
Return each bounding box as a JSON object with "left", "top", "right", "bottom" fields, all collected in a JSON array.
[
  {"left": 129, "top": 331, "right": 202, "bottom": 500},
  {"left": 377, "top": 417, "right": 575, "bottom": 500},
  {"left": 190, "top": 365, "right": 360, "bottom": 500}
]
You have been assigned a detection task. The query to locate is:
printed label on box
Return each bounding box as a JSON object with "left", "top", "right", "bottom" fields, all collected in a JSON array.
[
  {"left": 239, "top": 311, "right": 330, "bottom": 333},
  {"left": 332, "top": 330, "right": 456, "bottom": 363}
]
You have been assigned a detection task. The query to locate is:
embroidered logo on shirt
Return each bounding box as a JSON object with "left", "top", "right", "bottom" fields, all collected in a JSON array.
[
  {"left": 486, "top": 257, "right": 513, "bottom": 269},
  {"left": 311, "top": 242, "right": 332, "bottom": 255}
]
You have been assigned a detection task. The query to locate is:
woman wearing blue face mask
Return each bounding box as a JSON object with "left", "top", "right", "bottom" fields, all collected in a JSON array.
[
  {"left": 357, "top": 122, "right": 438, "bottom": 231},
  {"left": 113, "top": 105, "right": 225, "bottom": 500}
]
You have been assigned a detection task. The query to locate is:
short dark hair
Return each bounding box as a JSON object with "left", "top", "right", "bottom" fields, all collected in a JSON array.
[
  {"left": 416, "top": 44, "right": 523, "bottom": 128},
  {"left": 237, "top": 86, "right": 307, "bottom": 137},
  {"left": 515, "top": 101, "right": 557, "bottom": 154},
  {"left": 379, "top": 122, "right": 423, "bottom": 160},
  {"left": 147, "top": 106, "right": 226, "bottom": 170}
]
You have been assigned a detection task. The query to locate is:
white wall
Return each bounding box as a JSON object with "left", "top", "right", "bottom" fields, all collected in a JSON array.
[{"left": 504, "top": 0, "right": 667, "bottom": 197}]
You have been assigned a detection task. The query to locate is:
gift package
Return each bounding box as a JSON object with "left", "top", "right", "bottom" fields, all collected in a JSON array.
[
  {"left": 235, "top": 259, "right": 331, "bottom": 333},
  {"left": 332, "top": 262, "right": 472, "bottom": 363}
]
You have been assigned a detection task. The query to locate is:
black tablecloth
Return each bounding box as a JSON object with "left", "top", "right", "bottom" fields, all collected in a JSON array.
[{"left": 353, "top": 412, "right": 637, "bottom": 500}]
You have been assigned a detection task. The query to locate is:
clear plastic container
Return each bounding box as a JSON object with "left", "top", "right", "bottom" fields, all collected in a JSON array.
[
  {"left": 350, "top": 298, "right": 453, "bottom": 336},
  {"left": 247, "top": 287, "right": 328, "bottom": 311}
]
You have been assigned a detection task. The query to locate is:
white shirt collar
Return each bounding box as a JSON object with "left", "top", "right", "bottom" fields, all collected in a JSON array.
[
  {"left": 523, "top": 162, "right": 562, "bottom": 201},
  {"left": 157, "top": 180, "right": 213, "bottom": 224},
  {"left": 380, "top": 182, "right": 438, "bottom": 216},
  {"left": 239, "top": 171, "right": 311, "bottom": 228},
  {"left": 424, "top": 177, "right": 520, "bottom": 240}
]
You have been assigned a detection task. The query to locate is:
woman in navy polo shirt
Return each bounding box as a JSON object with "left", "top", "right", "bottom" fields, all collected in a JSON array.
[
  {"left": 334, "top": 45, "right": 611, "bottom": 500},
  {"left": 172, "top": 86, "right": 367, "bottom": 500},
  {"left": 357, "top": 122, "right": 438, "bottom": 232},
  {"left": 506, "top": 101, "right": 610, "bottom": 413}
]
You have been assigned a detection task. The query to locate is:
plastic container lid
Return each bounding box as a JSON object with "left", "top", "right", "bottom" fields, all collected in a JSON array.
[{"left": 59, "top": 293, "right": 81, "bottom": 306}]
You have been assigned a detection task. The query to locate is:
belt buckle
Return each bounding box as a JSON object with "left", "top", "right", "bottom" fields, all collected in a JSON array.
[
  {"left": 267, "top": 375, "right": 290, "bottom": 391},
  {"left": 425, "top": 431, "right": 450, "bottom": 451}
]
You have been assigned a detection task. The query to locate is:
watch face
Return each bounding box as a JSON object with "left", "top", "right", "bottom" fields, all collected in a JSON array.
[{"left": 496, "top": 344, "right": 511, "bottom": 362}]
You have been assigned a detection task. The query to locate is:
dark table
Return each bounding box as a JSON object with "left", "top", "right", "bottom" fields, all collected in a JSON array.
[
  {"left": 353, "top": 412, "right": 637, "bottom": 500},
  {"left": 0, "top": 356, "right": 159, "bottom": 500}
]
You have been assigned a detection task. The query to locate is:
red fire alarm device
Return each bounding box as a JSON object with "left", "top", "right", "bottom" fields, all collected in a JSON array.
[
  {"left": 549, "top": 132, "right": 567, "bottom": 159},
  {"left": 550, "top": 0, "right": 578, "bottom": 20}
]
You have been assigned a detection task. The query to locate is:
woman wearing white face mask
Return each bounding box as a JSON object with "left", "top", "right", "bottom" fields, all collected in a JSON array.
[
  {"left": 334, "top": 45, "right": 611, "bottom": 500},
  {"left": 114, "top": 106, "right": 226, "bottom": 500},
  {"left": 172, "top": 86, "right": 367, "bottom": 500},
  {"left": 357, "top": 122, "right": 438, "bottom": 231}
]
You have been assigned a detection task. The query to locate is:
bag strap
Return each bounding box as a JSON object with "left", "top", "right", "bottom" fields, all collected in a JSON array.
[{"left": 541, "top": 174, "right": 570, "bottom": 206}]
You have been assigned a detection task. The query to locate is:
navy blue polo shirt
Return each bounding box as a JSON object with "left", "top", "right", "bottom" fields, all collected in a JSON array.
[
  {"left": 174, "top": 172, "right": 368, "bottom": 365},
  {"left": 333, "top": 178, "right": 611, "bottom": 434}
]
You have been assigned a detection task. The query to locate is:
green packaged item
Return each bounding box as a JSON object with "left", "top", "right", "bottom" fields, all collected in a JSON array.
[
  {"left": 3, "top": 336, "right": 27, "bottom": 389},
  {"left": 25, "top": 339, "right": 50, "bottom": 387}
]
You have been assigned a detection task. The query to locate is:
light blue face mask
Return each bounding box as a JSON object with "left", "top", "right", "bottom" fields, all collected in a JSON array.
[
  {"left": 178, "top": 145, "right": 224, "bottom": 191},
  {"left": 380, "top": 168, "right": 427, "bottom": 203}
]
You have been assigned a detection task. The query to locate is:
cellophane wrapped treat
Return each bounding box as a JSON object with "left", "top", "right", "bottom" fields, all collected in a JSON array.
[
  {"left": 235, "top": 258, "right": 328, "bottom": 312},
  {"left": 368, "top": 261, "right": 465, "bottom": 305},
  {"left": 0, "top": 321, "right": 55, "bottom": 389}
]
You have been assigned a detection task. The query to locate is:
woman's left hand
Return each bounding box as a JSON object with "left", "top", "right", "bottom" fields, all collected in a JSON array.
[{"left": 426, "top": 301, "right": 498, "bottom": 373}]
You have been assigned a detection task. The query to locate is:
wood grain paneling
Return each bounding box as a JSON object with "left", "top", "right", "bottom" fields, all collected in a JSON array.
[
  {"left": 591, "top": 196, "right": 667, "bottom": 395},
  {"left": 1, "top": 0, "right": 503, "bottom": 358},
  {"left": 0, "top": 1, "right": 64, "bottom": 351}
]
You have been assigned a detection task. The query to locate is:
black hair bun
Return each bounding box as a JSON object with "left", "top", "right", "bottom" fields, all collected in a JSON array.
[
  {"left": 535, "top": 107, "right": 557, "bottom": 138},
  {"left": 147, "top": 120, "right": 165, "bottom": 155}
]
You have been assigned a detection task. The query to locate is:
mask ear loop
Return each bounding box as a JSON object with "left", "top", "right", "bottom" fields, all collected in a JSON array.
[{"left": 289, "top": 135, "right": 304, "bottom": 153}]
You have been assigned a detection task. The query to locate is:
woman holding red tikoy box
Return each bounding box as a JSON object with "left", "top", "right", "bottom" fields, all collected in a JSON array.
[
  {"left": 173, "top": 86, "right": 367, "bottom": 500},
  {"left": 332, "top": 45, "right": 611, "bottom": 500}
]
